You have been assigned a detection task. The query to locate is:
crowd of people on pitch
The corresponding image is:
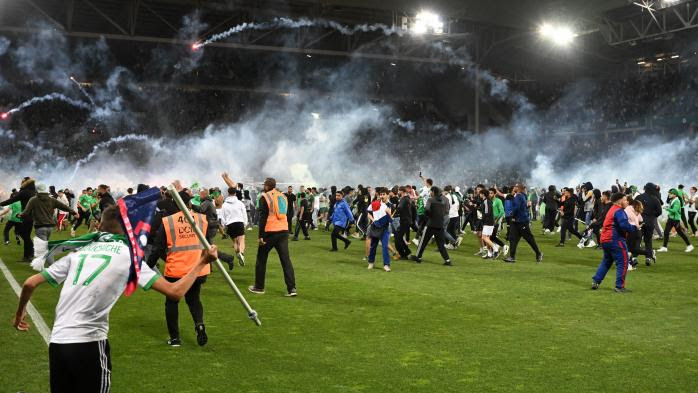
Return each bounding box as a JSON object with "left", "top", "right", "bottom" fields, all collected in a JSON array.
[{"left": 2, "top": 174, "right": 696, "bottom": 292}]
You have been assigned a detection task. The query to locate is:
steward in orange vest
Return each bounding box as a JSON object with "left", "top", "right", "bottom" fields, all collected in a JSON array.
[
  {"left": 146, "top": 190, "right": 210, "bottom": 347},
  {"left": 248, "top": 177, "right": 297, "bottom": 297}
]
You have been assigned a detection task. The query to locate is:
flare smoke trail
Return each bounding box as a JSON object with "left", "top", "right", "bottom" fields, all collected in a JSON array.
[
  {"left": 69, "top": 76, "right": 96, "bottom": 107},
  {"left": 194, "top": 17, "right": 404, "bottom": 48},
  {"left": 4, "top": 93, "right": 91, "bottom": 116}
]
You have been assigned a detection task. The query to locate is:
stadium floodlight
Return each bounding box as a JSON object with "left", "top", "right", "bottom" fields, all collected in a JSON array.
[
  {"left": 412, "top": 11, "right": 444, "bottom": 35},
  {"left": 538, "top": 23, "right": 576, "bottom": 46},
  {"left": 310, "top": 112, "right": 320, "bottom": 119}
]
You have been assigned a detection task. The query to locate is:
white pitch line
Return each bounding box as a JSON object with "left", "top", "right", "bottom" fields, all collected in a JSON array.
[{"left": 0, "top": 257, "right": 51, "bottom": 345}]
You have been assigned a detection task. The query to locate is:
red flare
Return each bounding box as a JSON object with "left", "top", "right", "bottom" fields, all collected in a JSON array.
[
  {"left": 0, "top": 112, "right": 8, "bottom": 120},
  {"left": 191, "top": 42, "right": 201, "bottom": 51}
]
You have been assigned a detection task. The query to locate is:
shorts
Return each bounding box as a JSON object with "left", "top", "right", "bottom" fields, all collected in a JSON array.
[
  {"left": 482, "top": 225, "right": 494, "bottom": 236},
  {"left": 50, "top": 339, "right": 111, "bottom": 393},
  {"left": 226, "top": 222, "right": 245, "bottom": 238}
]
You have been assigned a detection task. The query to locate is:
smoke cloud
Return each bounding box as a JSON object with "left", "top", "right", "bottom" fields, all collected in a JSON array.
[{"left": 0, "top": 16, "right": 696, "bottom": 200}]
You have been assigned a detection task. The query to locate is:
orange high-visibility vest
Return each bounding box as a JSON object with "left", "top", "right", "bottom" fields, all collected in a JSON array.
[
  {"left": 163, "top": 211, "right": 210, "bottom": 278},
  {"left": 262, "top": 189, "right": 288, "bottom": 233}
]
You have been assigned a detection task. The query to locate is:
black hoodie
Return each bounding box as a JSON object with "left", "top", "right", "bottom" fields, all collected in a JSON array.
[
  {"left": 1, "top": 178, "right": 37, "bottom": 212},
  {"left": 636, "top": 182, "right": 662, "bottom": 219}
]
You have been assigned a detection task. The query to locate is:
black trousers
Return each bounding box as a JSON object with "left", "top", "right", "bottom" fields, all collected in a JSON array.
[
  {"left": 491, "top": 224, "right": 505, "bottom": 247},
  {"left": 560, "top": 217, "right": 582, "bottom": 244},
  {"left": 447, "top": 217, "right": 459, "bottom": 240},
  {"left": 286, "top": 212, "right": 294, "bottom": 232},
  {"left": 416, "top": 227, "right": 450, "bottom": 261},
  {"left": 255, "top": 232, "right": 296, "bottom": 292},
  {"left": 688, "top": 211, "right": 697, "bottom": 234},
  {"left": 509, "top": 222, "right": 541, "bottom": 259},
  {"left": 680, "top": 207, "right": 689, "bottom": 229},
  {"left": 294, "top": 219, "right": 309, "bottom": 238},
  {"left": 543, "top": 209, "right": 557, "bottom": 231},
  {"left": 394, "top": 222, "right": 411, "bottom": 257},
  {"left": 49, "top": 339, "right": 111, "bottom": 393},
  {"left": 663, "top": 218, "right": 690, "bottom": 247},
  {"left": 3, "top": 220, "right": 20, "bottom": 242},
  {"left": 628, "top": 230, "right": 650, "bottom": 257},
  {"left": 331, "top": 225, "right": 350, "bottom": 250},
  {"left": 17, "top": 219, "right": 33, "bottom": 258},
  {"left": 641, "top": 218, "right": 654, "bottom": 256},
  {"left": 165, "top": 275, "right": 206, "bottom": 340},
  {"left": 72, "top": 210, "right": 91, "bottom": 230}
]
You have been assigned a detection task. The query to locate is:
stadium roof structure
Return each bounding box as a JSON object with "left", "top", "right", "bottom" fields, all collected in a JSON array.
[{"left": 1, "top": 0, "right": 697, "bottom": 80}]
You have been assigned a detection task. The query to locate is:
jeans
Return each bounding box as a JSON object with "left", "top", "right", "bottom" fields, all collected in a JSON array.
[
  {"left": 368, "top": 227, "right": 391, "bottom": 265},
  {"left": 35, "top": 226, "right": 52, "bottom": 241}
]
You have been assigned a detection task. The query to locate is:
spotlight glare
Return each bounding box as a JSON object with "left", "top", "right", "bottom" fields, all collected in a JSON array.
[
  {"left": 539, "top": 23, "right": 576, "bottom": 46},
  {"left": 0, "top": 112, "right": 8, "bottom": 120},
  {"left": 412, "top": 11, "right": 444, "bottom": 35},
  {"left": 191, "top": 42, "right": 201, "bottom": 51},
  {"left": 310, "top": 112, "right": 320, "bottom": 119}
]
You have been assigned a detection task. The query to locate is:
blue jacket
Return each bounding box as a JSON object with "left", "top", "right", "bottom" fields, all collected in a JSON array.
[
  {"left": 331, "top": 199, "right": 354, "bottom": 228},
  {"left": 511, "top": 193, "right": 530, "bottom": 223},
  {"left": 504, "top": 198, "right": 513, "bottom": 218},
  {"left": 600, "top": 204, "right": 636, "bottom": 245}
]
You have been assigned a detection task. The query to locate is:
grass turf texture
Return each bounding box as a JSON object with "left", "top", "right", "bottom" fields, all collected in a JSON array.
[{"left": 1, "top": 222, "right": 697, "bottom": 393}]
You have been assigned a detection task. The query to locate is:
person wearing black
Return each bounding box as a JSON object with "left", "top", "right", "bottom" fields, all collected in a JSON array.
[
  {"left": 542, "top": 185, "right": 560, "bottom": 233},
  {"left": 411, "top": 186, "right": 452, "bottom": 266},
  {"left": 394, "top": 186, "right": 413, "bottom": 259},
  {"left": 249, "top": 177, "right": 297, "bottom": 296},
  {"left": 325, "top": 186, "right": 337, "bottom": 231},
  {"left": 579, "top": 190, "right": 608, "bottom": 248},
  {"left": 97, "top": 184, "right": 116, "bottom": 213},
  {"left": 329, "top": 191, "right": 353, "bottom": 251},
  {"left": 503, "top": 184, "right": 543, "bottom": 263},
  {"left": 0, "top": 177, "right": 37, "bottom": 261},
  {"left": 635, "top": 183, "right": 661, "bottom": 265},
  {"left": 293, "top": 193, "right": 311, "bottom": 241},
  {"left": 353, "top": 187, "right": 371, "bottom": 239},
  {"left": 284, "top": 186, "right": 297, "bottom": 232},
  {"left": 557, "top": 188, "right": 583, "bottom": 247}
]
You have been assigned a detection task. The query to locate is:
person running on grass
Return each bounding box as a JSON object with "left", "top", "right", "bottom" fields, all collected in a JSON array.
[
  {"left": 411, "top": 186, "right": 452, "bottom": 266},
  {"left": 478, "top": 188, "right": 500, "bottom": 259},
  {"left": 503, "top": 184, "right": 543, "bottom": 264},
  {"left": 366, "top": 188, "right": 393, "bottom": 272},
  {"left": 591, "top": 193, "right": 636, "bottom": 293},
  {"left": 329, "top": 190, "right": 354, "bottom": 252},
  {"left": 12, "top": 205, "right": 218, "bottom": 393},
  {"left": 220, "top": 187, "right": 248, "bottom": 269},
  {"left": 657, "top": 188, "right": 694, "bottom": 253}
]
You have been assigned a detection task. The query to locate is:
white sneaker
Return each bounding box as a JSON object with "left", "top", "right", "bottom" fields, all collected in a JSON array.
[
  {"left": 445, "top": 244, "right": 455, "bottom": 250},
  {"left": 577, "top": 242, "right": 585, "bottom": 249},
  {"left": 556, "top": 227, "right": 561, "bottom": 233},
  {"left": 247, "top": 227, "right": 253, "bottom": 231},
  {"left": 383, "top": 265, "right": 391, "bottom": 272},
  {"left": 412, "top": 238, "right": 419, "bottom": 246},
  {"left": 544, "top": 229, "right": 551, "bottom": 234},
  {"left": 456, "top": 236, "right": 463, "bottom": 247},
  {"left": 70, "top": 228, "right": 76, "bottom": 237},
  {"left": 503, "top": 245, "right": 509, "bottom": 256},
  {"left": 586, "top": 240, "right": 596, "bottom": 248},
  {"left": 657, "top": 247, "right": 668, "bottom": 253},
  {"left": 686, "top": 244, "right": 694, "bottom": 253},
  {"left": 367, "top": 263, "right": 374, "bottom": 270},
  {"left": 627, "top": 264, "right": 635, "bottom": 271}
]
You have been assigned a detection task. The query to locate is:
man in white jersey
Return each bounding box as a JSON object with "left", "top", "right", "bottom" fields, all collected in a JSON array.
[{"left": 12, "top": 206, "right": 217, "bottom": 393}]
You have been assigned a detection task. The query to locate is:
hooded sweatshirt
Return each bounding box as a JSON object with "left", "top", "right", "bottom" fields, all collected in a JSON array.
[
  {"left": 22, "top": 192, "right": 74, "bottom": 227},
  {"left": 220, "top": 196, "right": 248, "bottom": 226},
  {"left": 635, "top": 182, "right": 662, "bottom": 220}
]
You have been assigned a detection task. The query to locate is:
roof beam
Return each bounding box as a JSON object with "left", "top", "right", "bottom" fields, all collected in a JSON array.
[{"left": 82, "top": 0, "right": 129, "bottom": 36}]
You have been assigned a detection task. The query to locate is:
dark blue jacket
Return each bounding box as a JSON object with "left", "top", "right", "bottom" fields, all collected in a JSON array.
[
  {"left": 331, "top": 199, "right": 354, "bottom": 228},
  {"left": 511, "top": 193, "right": 530, "bottom": 223}
]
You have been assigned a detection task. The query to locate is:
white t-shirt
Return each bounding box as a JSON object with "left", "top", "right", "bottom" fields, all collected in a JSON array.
[
  {"left": 446, "top": 193, "right": 459, "bottom": 219},
  {"left": 41, "top": 237, "right": 160, "bottom": 344}
]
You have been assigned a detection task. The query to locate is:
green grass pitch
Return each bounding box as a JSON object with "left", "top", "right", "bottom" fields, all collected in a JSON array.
[{"left": 1, "top": 222, "right": 697, "bottom": 392}]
